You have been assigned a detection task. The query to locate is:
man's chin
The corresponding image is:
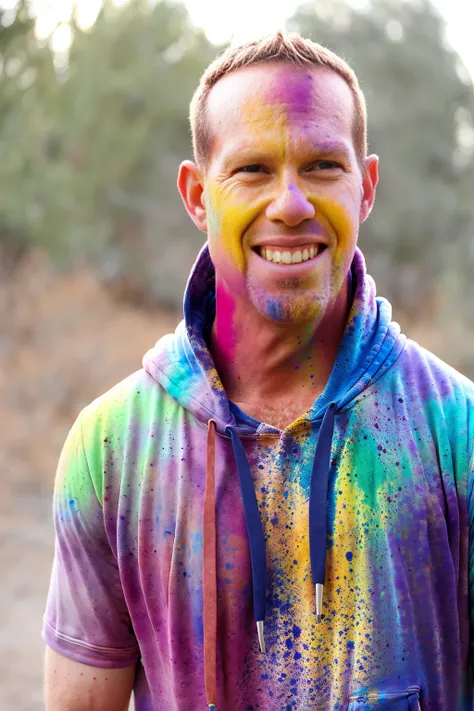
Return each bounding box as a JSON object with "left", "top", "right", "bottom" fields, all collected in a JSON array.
[{"left": 250, "top": 291, "right": 327, "bottom": 325}]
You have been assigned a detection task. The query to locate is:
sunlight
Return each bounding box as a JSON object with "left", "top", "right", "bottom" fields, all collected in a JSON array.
[{"left": 11, "top": 0, "right": 474, "bottom": 80}]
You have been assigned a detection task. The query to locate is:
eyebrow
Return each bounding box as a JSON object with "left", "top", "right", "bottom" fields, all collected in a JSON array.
[{"left": 311, "top": 140, "right": 352, "bottom": 159}]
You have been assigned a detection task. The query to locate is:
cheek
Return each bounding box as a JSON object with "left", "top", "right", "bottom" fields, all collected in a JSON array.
[
  {"left": 206, "top": 182, "right": 255, "bottom": 274},
  {"left": 317, "top": 197, "right": 356, "bottom": 259}
]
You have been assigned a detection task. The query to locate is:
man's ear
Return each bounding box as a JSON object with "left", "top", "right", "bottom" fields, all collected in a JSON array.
[
  {"left": 360, "top": 154, "right": 379, "bottom": 223},
  {"left": 177, "top": 160, "right": 208, "bottom": 233}
]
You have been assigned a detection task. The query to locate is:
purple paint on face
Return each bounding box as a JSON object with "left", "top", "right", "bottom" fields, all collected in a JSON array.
[{"left": 271, "top": 69, "right": 315, "bottom": 116}]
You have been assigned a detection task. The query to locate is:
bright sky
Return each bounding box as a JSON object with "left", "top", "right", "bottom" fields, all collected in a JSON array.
[{"left": 4, "top": 0, "right": 474, "bottom": 82}]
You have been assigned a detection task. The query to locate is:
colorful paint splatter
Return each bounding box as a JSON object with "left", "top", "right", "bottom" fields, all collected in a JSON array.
[{"left": 43, "top": 245, "right": 474, "bottom": 710}]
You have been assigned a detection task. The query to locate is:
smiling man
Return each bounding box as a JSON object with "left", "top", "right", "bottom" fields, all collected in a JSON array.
[
  {"left": 184, "top": 60, "right": 378, "bottom": 431},
  {"left": 43, "top": 33, "right": 474, "bottom": 711}
]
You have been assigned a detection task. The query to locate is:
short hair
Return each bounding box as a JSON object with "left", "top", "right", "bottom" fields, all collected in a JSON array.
[{"left": 189, "top": 31, "right": 368, "bottom": 174}]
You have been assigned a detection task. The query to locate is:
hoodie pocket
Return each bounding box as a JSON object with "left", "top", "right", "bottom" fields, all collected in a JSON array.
[{"left": 347, "top": 685, "right": 421, "bottom": 711}]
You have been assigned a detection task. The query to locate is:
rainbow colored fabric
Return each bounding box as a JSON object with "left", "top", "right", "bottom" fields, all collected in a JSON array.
[{"left": 43, "top": 245, "right": 474, "bottom": 710}]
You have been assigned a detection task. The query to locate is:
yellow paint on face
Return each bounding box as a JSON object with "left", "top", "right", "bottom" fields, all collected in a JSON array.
[
  {"left": 204, "top": 95, "right": 295, "bottom": 274},
  {"left": 206, "top": 176, "right": 354, "bottom": 276},
  {"left": 205, "top": 180, "right": 251, "bottom": 273}
]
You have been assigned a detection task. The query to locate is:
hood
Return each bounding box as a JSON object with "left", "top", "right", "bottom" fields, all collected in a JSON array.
[
  {"left": 142, "top": 242, "right": 407, "bottom": 709},
  {"left": 143, "top": 242, "right": 406, "bottom": 433}
]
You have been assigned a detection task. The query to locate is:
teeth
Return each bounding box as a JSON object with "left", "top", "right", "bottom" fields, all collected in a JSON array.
[{"left": 259, "top": 245, "right": 322, "bottom": 263}]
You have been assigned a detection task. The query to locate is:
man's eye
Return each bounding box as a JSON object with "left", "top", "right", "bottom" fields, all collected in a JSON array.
[
  {"left": 311, "top": 161, "right": 342, "bottom": 171},
  {"left": 236, "top": 162, "right": 342, "bottom": 174},
  {"left": 238, "top": 164, "right": 265, "bottom": 173}
]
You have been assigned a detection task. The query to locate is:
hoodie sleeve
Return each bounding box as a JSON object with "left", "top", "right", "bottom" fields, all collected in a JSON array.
[
  {"left": 42, "top": 411, "right": 140, "bottom": 668},
  {"left": 469, "top": 443, "right": 474, "bottom": 681}
]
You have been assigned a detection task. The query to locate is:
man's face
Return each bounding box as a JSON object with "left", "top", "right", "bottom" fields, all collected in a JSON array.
[{"left": 185, "top": 63, "right": 378, "bottom": 325}]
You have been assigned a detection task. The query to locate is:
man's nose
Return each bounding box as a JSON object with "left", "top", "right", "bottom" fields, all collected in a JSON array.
[{"left": 266, "top": 182, "right": 315, "bottom": 226}]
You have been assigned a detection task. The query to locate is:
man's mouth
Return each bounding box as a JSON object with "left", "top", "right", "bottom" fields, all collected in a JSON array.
[{"left": 254, "top": 243, "right": 328, "bottom": 264}]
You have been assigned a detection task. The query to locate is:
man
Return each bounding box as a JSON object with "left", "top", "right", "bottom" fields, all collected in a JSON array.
[{"left": 43, "top": 32, "right": 474, "bottom": 711}]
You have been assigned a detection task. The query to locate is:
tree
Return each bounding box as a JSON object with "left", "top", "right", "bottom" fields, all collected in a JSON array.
[
  {"left": 1, "top": 0, "right": 473, "bottom": 375},
  {"left": 0, "top": 0, "right": 222, "bottom": 306},
  {"left": 288, "top": 0, "right": 474, "bottom": 327},
  {"left": 0, "top": 0, "right": 56, "bottom": 263}
]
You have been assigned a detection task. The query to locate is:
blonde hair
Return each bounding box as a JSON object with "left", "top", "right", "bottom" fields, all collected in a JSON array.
[{"left": 189, "top": 31, "right": 368, "bottom": 173}]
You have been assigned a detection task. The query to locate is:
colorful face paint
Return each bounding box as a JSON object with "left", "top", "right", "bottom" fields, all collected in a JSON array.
[
  {"left": 43, "top": 244, "right": 474, "bottom": 710},
  {"left": 204, "top": 64, "right": 363, "bottom": 328}
]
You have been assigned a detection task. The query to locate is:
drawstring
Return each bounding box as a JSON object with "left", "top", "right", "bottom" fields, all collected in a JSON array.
[
  {"left": 202, "top": 405, "right": 337, "bottom": 708},
  {"left": 227, "top": 426, "right": 267, "bottom": 654},
  {"left": 309, "top": 402, "right": 337, "bottom": 622},
  {"left": 203, "top": 420, "right": 217, "bottom": 711}
]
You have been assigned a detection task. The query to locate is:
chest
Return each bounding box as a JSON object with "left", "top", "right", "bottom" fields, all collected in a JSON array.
[
  {"left": 113, "top": 409, "right": 456, "bottom": 596},
  {"left": 101, "top": 391, "right": 468, "bottom": 708},
  {"left": 234, "top": 393, "right": 322, "bottom": 430}
]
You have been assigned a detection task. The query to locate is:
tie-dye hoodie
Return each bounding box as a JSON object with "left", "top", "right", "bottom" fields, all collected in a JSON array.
[{"left": 43, "top": 244, "right": 474, "bottom": 711}]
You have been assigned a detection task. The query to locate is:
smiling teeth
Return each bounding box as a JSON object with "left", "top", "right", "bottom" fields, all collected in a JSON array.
[{"left": 261, "top": 245, "right": 318, "bottom": 263}]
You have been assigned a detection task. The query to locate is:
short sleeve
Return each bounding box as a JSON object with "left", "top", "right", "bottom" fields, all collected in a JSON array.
[
  {"left": 467, "top": 428, "right": 474, "bottom": 685},
  {"left": 42, "top": 412, "right": 140, "bottom": 668},
  {"left": 469, "top": 445, "right": 474, "bottom": 682}
]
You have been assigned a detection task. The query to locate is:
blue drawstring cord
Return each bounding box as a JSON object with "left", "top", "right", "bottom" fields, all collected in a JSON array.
[
  {"left": 309, "top": 402, "right": 337, "bottom": 620},
  {"left": 227, "top": 426, "right": 267, "bottom": 653},
  {"left": 227, "top": 402, "right": 337, "bottom": 654}
]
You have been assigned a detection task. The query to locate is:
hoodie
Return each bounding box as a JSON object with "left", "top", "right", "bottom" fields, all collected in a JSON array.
[{"left": 43, "top": 244, "right": 474, "bottom": 711}]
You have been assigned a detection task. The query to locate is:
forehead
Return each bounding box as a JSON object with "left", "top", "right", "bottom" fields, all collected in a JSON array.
[{"left": 206, "top": 63, "right": 355, "bottom": 162}]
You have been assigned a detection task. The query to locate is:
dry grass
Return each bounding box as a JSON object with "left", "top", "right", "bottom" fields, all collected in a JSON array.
[{"left": 0, "top": 251, "right": 178, "bottom": 710}]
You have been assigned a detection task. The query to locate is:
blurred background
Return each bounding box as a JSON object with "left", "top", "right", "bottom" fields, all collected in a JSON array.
[{"left": 1, "top": 0, "right": 473, "bottom": 707}]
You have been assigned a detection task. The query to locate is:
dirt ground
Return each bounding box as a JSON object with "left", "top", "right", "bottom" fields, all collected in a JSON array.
[
  {"left": 0, "top": 251, "right": 471, "bottom": 710},
  {"left": 0, "top": 252, "right": 178, "bottom": 710}
]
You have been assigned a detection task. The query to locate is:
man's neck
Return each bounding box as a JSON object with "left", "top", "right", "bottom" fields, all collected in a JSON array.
[{"left": 209, "top": 278, "right": 352, "bottom": 428}]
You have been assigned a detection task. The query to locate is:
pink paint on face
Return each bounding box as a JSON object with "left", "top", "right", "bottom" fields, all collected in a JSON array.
[{"left": 214, "top": 281, "right": 237, "bottom": 362}]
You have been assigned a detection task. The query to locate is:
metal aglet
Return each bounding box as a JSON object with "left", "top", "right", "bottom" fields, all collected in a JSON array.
[
  {"left": 256, "top": 620, "right": 266, "bottom": 653},
  {"left": 315, "top": 583, "right": 324, "bottom": 623}
]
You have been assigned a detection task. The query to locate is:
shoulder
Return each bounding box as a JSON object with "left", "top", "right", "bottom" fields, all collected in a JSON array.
[
  {"left": 74, "top": 368, "right": 175, "bottom": 458},
  {"left": 384, "top": 339, "right": 474, "bottom": 479},
  {"left": 80, "top": 368, "right": 164, "bottom": 428},
  {"left": 393, "top": 339, "right": 474, "bottom": 465},
  {"left": 63, "top": 368, "right": 176, "bottom": 497},
  {"left": 395, "top": 338, "right": 474, "bottom": 410}
]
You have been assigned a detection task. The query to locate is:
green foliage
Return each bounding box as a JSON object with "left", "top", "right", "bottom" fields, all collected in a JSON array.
[
  {"left": 289, "top": 0, "right": 474, "bottom": 320},
  {"left": 1, "top": 0, "right": 222, "bottom": 304},
  {"left": 1, "top": 0, "right": 473, "bottom": 372},
  {"left": 0, "top": 1, "right": 56, "bottom": 259}
]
